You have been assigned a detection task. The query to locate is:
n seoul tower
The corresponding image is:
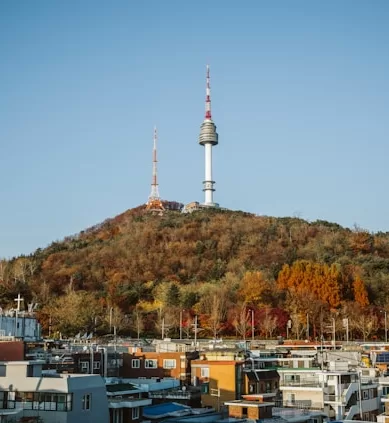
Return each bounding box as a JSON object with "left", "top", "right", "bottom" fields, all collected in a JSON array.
[{"left": 199, "top": 65, "right": 219, "bottom": 207}]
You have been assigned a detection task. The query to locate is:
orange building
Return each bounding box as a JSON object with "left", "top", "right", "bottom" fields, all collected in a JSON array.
[{"left": 191, "top": 350, "right": 246, "bottom": 410}]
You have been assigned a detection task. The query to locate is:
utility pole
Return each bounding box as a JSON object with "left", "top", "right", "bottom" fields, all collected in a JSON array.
[
  {"left": 332, "top": 318, "right": 336, "bottom": 349},
  {"left": 306, "top": 313, "right": 309, "bottom": 340},
  {"left": 343, "top": 318, "right": 349, "bottom": 344},
  {"left": 385, "top": 311, "right": 388, "bottom": 343},
  {"left": 179, "top": 311, "right": 183, "bottom": 340},
  {"left": 251, "top": 310, "right": 254, "bottom": 342},
  {"left": 109, "top": 307, "right": 113, "bottom": 334},
  {"left": 194, "top": 315, "right": 198, "bottom": 351}
]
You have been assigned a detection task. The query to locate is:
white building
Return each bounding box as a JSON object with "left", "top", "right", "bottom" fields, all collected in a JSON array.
[
  {"left": 278, "top": 364, "right": 380, "bottom": 421},
  {"left": 0, "top": 360, "right": 109, "bottom": 423},
  {"left": 377, "top": 375, "right": 389, "bottom": 423}
]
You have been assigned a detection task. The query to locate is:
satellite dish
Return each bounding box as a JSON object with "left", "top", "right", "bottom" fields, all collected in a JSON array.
[{"left": 54, "top": 356, "right": 60, "bottom": 361}]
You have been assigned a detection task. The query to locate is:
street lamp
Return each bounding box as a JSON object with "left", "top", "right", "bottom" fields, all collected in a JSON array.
[{"left": 109, "top": 307, "right": 113, "bottom": 334}]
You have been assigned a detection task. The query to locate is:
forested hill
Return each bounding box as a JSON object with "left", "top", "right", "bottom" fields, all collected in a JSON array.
[{"left": 2, "top": 205, "right": 389, "bottom": 339}]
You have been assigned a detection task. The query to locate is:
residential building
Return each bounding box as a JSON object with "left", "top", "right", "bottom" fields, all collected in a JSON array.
[
  {"left": 0, "top": 360, "right": 109, "bottom": 422},
  {"left": 243, "top": 350, "right": 280, "bottom": 395},
  {"left": 122, "top": 348, "right": 198, "bottom": 384},
  {"left": 107, "top": 381, "right": 152, "bottom": 423},
  {"left": 278, "top": 363, "right": 380, "bottom": 421},
  {"left": 44, "top": 347, "right": 123, "bottom": 378},
  {"left": 191, "top": 349, "right": 246, "bottom": 410}
]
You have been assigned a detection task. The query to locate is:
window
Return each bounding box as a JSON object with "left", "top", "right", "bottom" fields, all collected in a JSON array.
[
  {"left": 82, "top": 394, "right": 91, "bottom": 410},
  {"left": 145, "top": 359, "right": 157, "bottom": 369},
  {"left": 0, "top": 365, "right": 6, "bottom": 377},
  {"left": 363, "top": 390, "right": 369, "bottom": 400},
  {"left": 287, "top": 393, "right": 295, "bottom": 404},
  {"left": 80, "top": 361, "right": 89, "bottom": 373},
  {"left": 57, "top": 394, "right": 66, "bottom": 411},
  {"left": 163, "top": 359, "right": 176, "bottom": 369},
  {"left": 132, "top": 407, "right": 139, "bottom": 419},
  {"left": 26, "top": 365, "right": 34, "bottom": 377},
  {"left": 132, "top": 359, "right": 140, "bottom": 369},
  {"left": 201, "top": 367, "right": 209, "bottom": 378},
  {"left": 93, "top": 361, "right": 100, "bottom": 370},
  {"left": 4, "top": 392, "right": 72, "bottom": 412}
]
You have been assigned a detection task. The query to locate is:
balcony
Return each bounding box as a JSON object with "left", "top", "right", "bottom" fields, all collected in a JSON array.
[
  {"left": 109, "top": 398, "right": 151, "bottom": 409},
  {"left": 324, "top": 394, "right": 342, "bottom": 403},
  {"left": 278, "top": 400, "right": 324, "bottom": 411},
  {"left": 243, "top": 363, "right": 278, "bottom": 371},
  {"left": 148, "top": 389, "right": 200, "bottom": 400},
  {"left": 280, "top": 379, "right": 321, "bottom": 388}
]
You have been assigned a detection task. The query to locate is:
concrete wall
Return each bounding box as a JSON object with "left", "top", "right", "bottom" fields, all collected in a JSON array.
[{"left": 67, "top": 375, "right": 109, "bottom": 423}]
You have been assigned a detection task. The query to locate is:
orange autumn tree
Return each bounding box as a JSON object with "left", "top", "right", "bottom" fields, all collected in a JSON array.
[
  {"left": 238, "top": 271, "right": 269, "bottom": 307},
  {"left": 277, "top": 260, "right": 341, "bottom": 309},
  {"left": 353, "top": 275, "right": 369, "bottom": 308}
]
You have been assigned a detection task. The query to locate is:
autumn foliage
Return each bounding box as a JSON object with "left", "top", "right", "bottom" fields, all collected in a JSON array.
[{"left": 0, "top": 206, "right": 388, "bottom": 339}]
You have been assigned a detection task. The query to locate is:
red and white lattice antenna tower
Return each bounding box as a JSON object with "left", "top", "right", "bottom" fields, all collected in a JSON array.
[
  {"left": 205, "top": 64, "right": 212, "bottom": 120},
  {"left": 146, "top": 126, "right": 164, "bottom": 212}
]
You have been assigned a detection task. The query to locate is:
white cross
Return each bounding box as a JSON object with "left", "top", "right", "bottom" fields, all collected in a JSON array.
[{"left": 14, "top": 293, "right": 23, "bottom": 312}]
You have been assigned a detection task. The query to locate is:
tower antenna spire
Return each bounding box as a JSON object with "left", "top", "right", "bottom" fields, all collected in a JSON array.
[
  {"left": 146, "top": 126, "right": 164, "bottom": 212},
  {"left": 205, "top": 64, "right": 212, "bottom": 120}
]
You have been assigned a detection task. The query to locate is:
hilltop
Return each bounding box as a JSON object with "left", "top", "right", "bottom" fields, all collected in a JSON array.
[{"left": 1, "top": 204, "right": 389, "bottom": 339}]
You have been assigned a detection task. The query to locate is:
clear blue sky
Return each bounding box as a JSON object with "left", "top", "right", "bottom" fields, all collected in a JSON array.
[{"left": 1, "top": 0, "right": 389, "bottom": 258}]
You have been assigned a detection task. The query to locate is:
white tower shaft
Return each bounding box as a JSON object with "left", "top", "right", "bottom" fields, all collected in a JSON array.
[{"left": 204, "top": 144, "right": 214, "bottom": 204}]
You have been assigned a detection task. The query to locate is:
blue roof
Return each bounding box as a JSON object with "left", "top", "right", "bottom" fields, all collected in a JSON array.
[{"left": 143, "top": 402, "right": 189, "bottom": 419}]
